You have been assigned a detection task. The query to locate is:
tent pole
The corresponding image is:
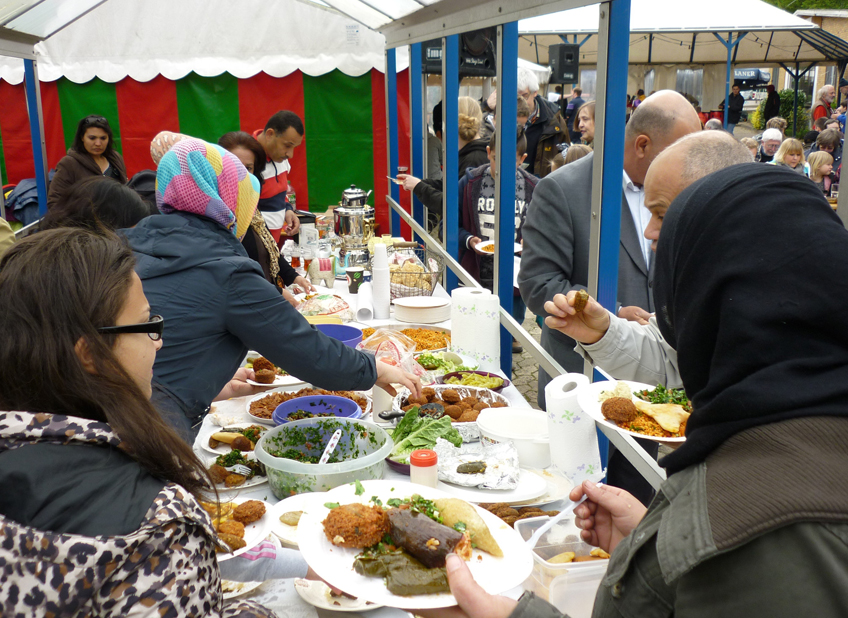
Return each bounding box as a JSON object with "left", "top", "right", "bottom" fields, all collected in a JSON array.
[
  {"left": 385, "top": 49, "right": 400, "bottom": 236},
  {"left": 443, "top": 34, "right": 459, "bottom": 292},
  {"left": 409, "top": 42, "right": 425, "bottom": 242},
  {"left": 793, "top": 62, "right": 799, "bottom": 137},
  {"left": 23, "top": 58, "right": 48, "bottom": 217},
  {"left": 494, "top": 22, "right": 518, "bottom": 377}
]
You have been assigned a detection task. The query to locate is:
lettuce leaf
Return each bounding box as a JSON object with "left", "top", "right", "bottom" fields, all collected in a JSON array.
[
  {"left": 390, "top": 415, "right": 463, "bottom": 459},
  {"left": 391, "top": 407, "right": 423, "bottom": 444}
]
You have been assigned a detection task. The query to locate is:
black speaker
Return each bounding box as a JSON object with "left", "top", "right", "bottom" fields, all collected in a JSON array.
[
  {"left": 549, "top": 44, "right": 579, "bottom": 84},
  {"left": 421, "top": 28, "right": 496, "bottom": 77}
]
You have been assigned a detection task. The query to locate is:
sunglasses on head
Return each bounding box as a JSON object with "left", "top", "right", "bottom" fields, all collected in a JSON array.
[
  {"left": 98, "top": 315, "right": 164, "bottom": 341},
  {"left": 84, "top": 116, "right": 108, "bottom": 126}
]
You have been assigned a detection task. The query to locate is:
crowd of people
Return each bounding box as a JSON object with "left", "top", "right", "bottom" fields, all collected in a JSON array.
[{"left": 1, "top": 66, "right": 847, "bottom": 617}]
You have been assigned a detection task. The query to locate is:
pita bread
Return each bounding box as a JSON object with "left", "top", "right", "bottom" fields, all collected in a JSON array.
[{"left": 632, "top": 398, "right": 690, "bottom": 433}]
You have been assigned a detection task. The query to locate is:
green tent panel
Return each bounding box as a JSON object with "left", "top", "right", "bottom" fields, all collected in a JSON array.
[
  {"left": 176, "top": 72, "right": 241, "bottom": 144},
  {"left": 56, "top": 77, "right": 122, "bottom": 153},
  {"left": 302, "top": 70, "right": 373, "bottom": 208}
]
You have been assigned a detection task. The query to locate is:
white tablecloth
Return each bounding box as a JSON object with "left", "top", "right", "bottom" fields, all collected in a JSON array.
[{"left": 197, "top": 281, "right": 552, "bottom": 617}]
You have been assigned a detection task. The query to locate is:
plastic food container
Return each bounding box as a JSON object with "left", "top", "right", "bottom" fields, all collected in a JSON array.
[
  {"left": 271, "top": 395, "right": 362, "bottom": 425},
  {"left": 440, "top": 370, "right": 511, "bottom": 393},
  {"left": 315, "top": 323, "right": 363, "bottom": 348},
  {"left": 255, "top": 417, "right": 391, "bottom": 499},
  {"left": 515, "top": 516, "right": 608, "bottom": 616},
  {"left": 476, "top": 408, "right": 551, "bottom": 469}
]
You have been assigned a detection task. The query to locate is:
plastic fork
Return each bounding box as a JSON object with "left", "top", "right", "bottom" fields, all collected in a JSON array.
[{"left": 225, "top": 464, "right": 252, "bottom": 476}]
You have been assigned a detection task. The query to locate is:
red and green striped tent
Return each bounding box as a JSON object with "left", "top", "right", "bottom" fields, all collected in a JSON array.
[{"left": 0, "top": 69, "right": 413, "bottom": 234}]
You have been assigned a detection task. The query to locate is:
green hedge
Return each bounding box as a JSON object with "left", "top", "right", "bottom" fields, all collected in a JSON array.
[{"left": 752, "top": 89, "right": 810, "bottom": 138}]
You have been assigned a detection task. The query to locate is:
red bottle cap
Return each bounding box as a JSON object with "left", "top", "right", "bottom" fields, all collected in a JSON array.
[{"left": 409, "top": 449, "right": 438, "bottom": 467}]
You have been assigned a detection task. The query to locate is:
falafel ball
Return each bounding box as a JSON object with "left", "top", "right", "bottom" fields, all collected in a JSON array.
[
  {"left": 441, "top": 389, "right": 461, "bottom": 404},
  {"left": 600, "top": 397, "right": 638, "bottom": 423},
  {"left": 458, "top": 409, "right": 480, "bottom": 423},
  {"left": 422, "top": 387, "right": 436, "bottom": 401},
  {"left": 444, "top": 405, "right": 463, "bottom": 420},
  {"left": 322, "top": 503, "right": 390, "bottom": 548},
  {"left": 254, "top": 369, "right": 276, "bottom": 384},
  {"left": 232, "top": 500, "right": 266, "bottom": 525},
  {"left": 252, "top": 357, "right": 276, "bottom": 373}
]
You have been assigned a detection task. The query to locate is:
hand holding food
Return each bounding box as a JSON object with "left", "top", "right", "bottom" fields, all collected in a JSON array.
[
  {"left": 376, "top": 361, "right": 423, "bottom": 399},
  {"left": 397, "top": 174, "right": 421, "bottom": 192},
  {"left": 569, "top": 480, "right": 647, "bottom": 554},
  {"left": 293, "top": 275, "right": 317, "bottom": 293},
  {"left": 468, "top": 237, "right": 488, "bottom": 256},
  {"left": 214, "top": 367, "right": 275, "bottom": 401},
  {"left": 544, "top": 290, "right": 611, "bottom": 345}
]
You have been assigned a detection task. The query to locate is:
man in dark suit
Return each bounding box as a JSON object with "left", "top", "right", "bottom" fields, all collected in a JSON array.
[{"left": 518, "top": 90, "right": 701, "bottom": 504}]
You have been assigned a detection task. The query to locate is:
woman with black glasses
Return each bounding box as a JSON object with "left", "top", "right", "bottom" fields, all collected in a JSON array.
[
  {"left": 47, "top": 114, "right": 128, "bottom": 210},
  {"left": 0, "top": 227, "right": 274, "bottom": 616}
]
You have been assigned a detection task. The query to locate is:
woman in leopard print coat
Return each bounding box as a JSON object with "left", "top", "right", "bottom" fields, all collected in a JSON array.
[{"left": 0, "top": 229, "right": 275, "bottom": 618}]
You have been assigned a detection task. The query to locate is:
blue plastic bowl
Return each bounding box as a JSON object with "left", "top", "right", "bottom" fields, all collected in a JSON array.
[
  {"left": 272, "top": 395, "right": 362, "bottom": 426},
  {"left": 315, "top": 323, "right": 363, "bottom": 348}
]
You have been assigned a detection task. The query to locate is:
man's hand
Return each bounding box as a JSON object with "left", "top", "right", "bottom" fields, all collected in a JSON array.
[
  {"left": 570, "top": 481, "right": 647, "bottom": 555},
  {"left": 544, "top": 291, "right": 611, "bottom": 345},
  {"left": 618, "top": 305, "right": 651, "bottom": 325},
  {"left": 397, "top": 174, "right": 421, "bottom": 192},
  {"left": 414, "top": 555, "right": 517, "bottom": 618},
  {"left": 468, "top": 237, "right": 488, "bottom": 256},
  {"left": 293, "top": 275, "right": 316, "bottom": 293},
  {"left": 213, "top": 367, "right": 273, "bottom": 401},
  {"left": 284, "top": 209, "right": 300, "bottom": 235}
]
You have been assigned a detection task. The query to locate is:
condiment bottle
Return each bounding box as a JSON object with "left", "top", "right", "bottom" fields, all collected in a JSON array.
[{"left": 409, "top": 449, "right": 438, "bottom": 488}]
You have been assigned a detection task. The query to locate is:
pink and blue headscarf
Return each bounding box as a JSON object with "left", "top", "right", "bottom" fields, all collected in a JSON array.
[{"left": 156, "top": 138, "right": 260, "bottom": 240}]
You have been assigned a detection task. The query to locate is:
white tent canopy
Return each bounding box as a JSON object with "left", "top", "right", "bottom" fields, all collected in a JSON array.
[{"left": 519, "top": 0, "right": 848, "bottom": 66}]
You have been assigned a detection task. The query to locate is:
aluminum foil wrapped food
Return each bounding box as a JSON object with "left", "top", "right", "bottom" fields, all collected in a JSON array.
[{"left": 433, "top": 438, "right": 520, "bottom": 489}]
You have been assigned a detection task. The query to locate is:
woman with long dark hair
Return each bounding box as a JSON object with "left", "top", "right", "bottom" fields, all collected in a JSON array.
[
  {"left": 41, "top": 176, "right": 155, "bottom": 231},
  {"left": 0, "top": 228, "right": 273, "bottom": 616},
  {"left": 47, "top": 115, "right": 128, "bottom": 209}
]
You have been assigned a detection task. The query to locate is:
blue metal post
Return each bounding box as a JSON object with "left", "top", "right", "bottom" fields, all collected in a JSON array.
[
  {"left": 713, "top": 32, "right": 746, "bottom": 130},
  {"left": 594, "top": 0, "right": 632, "bottom": 470},
  {"left": 386, "top": 49, "right": 401, "bottom": 235},
  {"left": 443, "top": 35, "right": 459, "bottom": 292},
  {"left": 23, "top": 59, "right": 48, "bottom": 216},
  {"left": 409, "top": 42, "right": 425, "bottom": 241},
  {"left": 497, "top": 22, "right": 518, "bottom": 377}
]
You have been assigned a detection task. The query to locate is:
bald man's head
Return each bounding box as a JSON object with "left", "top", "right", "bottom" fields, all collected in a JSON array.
[
  {"left": 643, "top": 131, "right": 753, "bottom": 251},
  {"left": 623, "top": 90, "right": 702, "bottom": 185}
]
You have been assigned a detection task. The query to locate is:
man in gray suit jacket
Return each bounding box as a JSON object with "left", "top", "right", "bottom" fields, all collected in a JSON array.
[{"left": 519, "top": 90, "right": 701, "bottom": 503}]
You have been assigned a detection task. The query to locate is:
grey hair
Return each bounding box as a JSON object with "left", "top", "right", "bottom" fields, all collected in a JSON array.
[
  {"left": 818, "top": 85, "right": 834, "bottom": 100},
  {"left": 674, "top": 132, "right": 754, "bottom": 183},
  {"left": 517, "top": 67, "right": 539, "bottom": 94},
  {"left": 761, "top": 128, "right": 783, "bottom": 143},
  {"left": 704, "top": 118, "right": 724, "bottom": 130}
]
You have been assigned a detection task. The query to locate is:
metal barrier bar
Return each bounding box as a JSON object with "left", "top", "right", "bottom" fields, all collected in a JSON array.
[
  {"left": 13, "top": 219, "right": 41, "bottom": 239},
  {"left": 442, "top": 35, "right": 460, "bottom": 293},
  {"left": 385, "top": 49, "right": 401, "bottom": 235},
  {"left": 23, "top": 58, "right": 48, "bottom": 217},
  {"left": 409, "top": 42, "right": 426, "bottom": 243},
  {"left": 387, "top": 194, "right": 666, "bottom": 489}
]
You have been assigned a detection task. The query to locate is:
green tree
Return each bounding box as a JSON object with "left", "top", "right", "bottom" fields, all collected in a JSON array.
[
  {"left": 753, "top": 89, "right": 810, "bottom": 137},
  {"left": 763, "top": 0, "right": 847, "bottom": 9}
]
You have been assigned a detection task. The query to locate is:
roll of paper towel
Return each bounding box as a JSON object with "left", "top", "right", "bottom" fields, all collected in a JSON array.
[
  {"left": 356, "top": 282, "right": 374, "bottom": 321},
  {"left": 545, "top": 373, "right": 602, "bottom": 482},
  {"left": 450, "top": 287, "right": 501, "bottom": 371}
]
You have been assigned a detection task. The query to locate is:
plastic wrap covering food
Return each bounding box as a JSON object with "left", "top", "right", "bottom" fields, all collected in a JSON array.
[
  {"left": 434, "top": 438, "right": 520, "bottom": 489},
  {"left": 296, "top": 293, "right": 354, "bottom": 321},
  {"left": 357, "top": 328, "right": 431, "bottom": 382}
]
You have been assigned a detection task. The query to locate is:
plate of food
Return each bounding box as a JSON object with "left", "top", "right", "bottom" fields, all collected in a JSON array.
[
  {"left": 361, "top": 325, "right": 450, "bottom": 352},
  {"left": 440, "top": 370, "right": 510, "bottom": 393},
  {"left": 205, "top": 451, "right": 268, "bottom": 491},
  {"left": 247, "top": 388, "right": 371, "bottom": 424},
  {"left": 297, "top": 479, "right": 533, "bottom": 609},
  {"left": 414, "top": 351, "right": 478, "bottom": 376},
  {"left": 268, "top": 492, "right": 325, "bottom": 547},
  {"left": 474, "top": 241, "right": 523, "bottom": 255},
  {"left": 222, "top": 580, "right": 263, "bottom": 600},
  {"left": 244, "top": 355, "right": 306, "bottom": 387},
  {"left": 577, "top": 380, "right": 689, "bottom": 444},
  {"left": 294, "top": 579, "right": 384, "bottom": 612},
  {"left": 200, "top": 423, "right": 268, "bottom": 456},
  {"left": 199, "top": 497, "right": 274, "bottom": 561}
]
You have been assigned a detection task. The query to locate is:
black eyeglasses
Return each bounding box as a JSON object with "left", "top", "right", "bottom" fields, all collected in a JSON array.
[{"left": 98, "top": 315, "right": 164, "bottom": 341}]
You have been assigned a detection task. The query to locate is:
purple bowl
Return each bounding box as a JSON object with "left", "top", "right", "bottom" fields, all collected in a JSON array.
[
  {"left": 272, "top": 395, "right": 362, "bottom": 426},
  {"left": 439, "top": 371, "right": 510, "bottom": 393},
  {"left": 315, "top": 324, "right": 363, "bottom": 348},
  {"left": 386, "top": 457, "right": 411, "bottom": 475}
]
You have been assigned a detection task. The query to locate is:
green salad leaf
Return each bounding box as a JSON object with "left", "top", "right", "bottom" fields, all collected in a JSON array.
[
  {"left": 390, "top": 414, "right": 462, "bottom": 460},
  {"left": 354, "top": 479, "right": 365, "bottom": 495},
  {"left": 391, "top": 407, "right": 423, "bottom": 443}
]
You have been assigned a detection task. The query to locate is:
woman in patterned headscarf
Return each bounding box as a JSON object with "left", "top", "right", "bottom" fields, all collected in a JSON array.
[{"left": 125, "top": 137, "right": 421, "bottom": 440}]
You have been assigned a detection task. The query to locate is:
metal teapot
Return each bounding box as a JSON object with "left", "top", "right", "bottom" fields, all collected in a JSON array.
[{"left": 341, "top": 184, "right": 373, "bottom": 207}]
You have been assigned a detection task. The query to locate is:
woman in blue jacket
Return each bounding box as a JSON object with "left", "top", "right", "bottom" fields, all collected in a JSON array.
[{"left": 124, "top": 138, "right": 420, "bottom": 439}]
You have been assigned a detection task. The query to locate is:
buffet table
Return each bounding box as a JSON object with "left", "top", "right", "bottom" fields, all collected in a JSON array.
[{"left": 194, "top": 280, "right": 565, "bottom": 616}]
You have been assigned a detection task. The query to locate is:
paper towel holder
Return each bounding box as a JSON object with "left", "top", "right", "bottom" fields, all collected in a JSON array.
[{"left": 560, "top": 381, "right": 580, "bottom": 394}]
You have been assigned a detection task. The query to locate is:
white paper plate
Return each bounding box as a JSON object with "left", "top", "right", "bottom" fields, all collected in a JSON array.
[
  {"left": 246, "top": 374, "right": 307, "bottom": 388},
  {"left": 576, "top": 380, "right": 687, "bottom": 444},
  {"left": 222, "top": 580, "right": 263, "bottom": 600},
  {"left": 246, "top": 389, "right": 372, "bottom": 425},
  {"left": 436, "top": 468, "right": 547, "bottom": 503},
  {"left": 474, "top": 241, "right": 523, "bottom": 254},
  {"left": 268, "top": 492, "right": 325, "bottom": 547},
  {"left": 297, "top": 479, "right": 533, "bottom": 609},
  {"left": 508, "top": 469, "right": 573, "bottom": 507},
  {"left": 204, "top": 454, "right": 269, "bottom": 492},
  {"left": 199, "top": 423, "right": 269, "bottom": 456},
  {"left": 216, "top": 497, "right": 275, "bottom": 562},
  {"left": 392, "top": 296, "right": 451, "bottom": 324},
  {"left": 294, "top": 578, "right": 385, "bottom": 612}
]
